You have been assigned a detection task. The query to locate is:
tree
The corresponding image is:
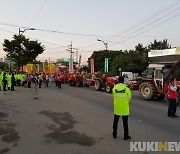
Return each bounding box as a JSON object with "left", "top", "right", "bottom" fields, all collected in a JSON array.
[
  {"left": 109, "top": 44, "right": 148, "bottom": 75},
  {"left": 3, "top": 35, "right": 45, "bottom": 70},
  {"left": 148, "top": 39, "right": 171, "bottom": 50},
  {"left": 81, "top": 66, "right": 89, "bottom": 72},
  {"left": 88, "top": 50, "right": 122, "bottom": 72},
  {"left": 0, "top": 62, "right": 9, "bottom": 71}
]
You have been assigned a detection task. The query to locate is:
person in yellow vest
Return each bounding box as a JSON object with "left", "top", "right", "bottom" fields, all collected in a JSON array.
[
  {"left": 21, "top": 73, "right": 25, "bottom": 86},
  {"left": 0, "top": 72, "right": 3, "bottom": 90},
  {"left": 112, "top": 76, "right": 131, "bottom": 140},
  {"left": 7, "top": 73, "right": 12, "bottom": 90},
  {"left": 14, "top": 73, "right": 18, "bottom": 86},
  {"left": 17, "top": 73, "right": 21, "bottom": 86},
  {"left": 45, "top": 74, "right": 49, "bottom": 87}
]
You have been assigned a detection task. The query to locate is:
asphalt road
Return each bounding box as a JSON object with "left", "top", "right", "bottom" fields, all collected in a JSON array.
[{"left": 0, "top": 82, "right": 179, "bottom": 154}]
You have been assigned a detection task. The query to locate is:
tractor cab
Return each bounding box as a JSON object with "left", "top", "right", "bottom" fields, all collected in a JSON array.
[{"left": 139, "top": 62, "right": 180, "bottom": 102}]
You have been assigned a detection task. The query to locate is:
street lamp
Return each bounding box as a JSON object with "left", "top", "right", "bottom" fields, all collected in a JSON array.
[
  {"left": 97, "top": 39, "right": 108, "bottom": 51},
  {"left": 17, "top": 28, "right": 35, "bottom": 72},
  {"left": 19, "top": 28, "right": 35, "bottom": 35}
]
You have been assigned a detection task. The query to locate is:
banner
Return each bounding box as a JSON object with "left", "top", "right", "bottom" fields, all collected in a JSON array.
[
  {"left": 34, "top": 64, "right": 39, "bottom": 73},
  {"left": 69, "top": 55, "right": 74, "bottom": 73},
  {"left": 55, "top": 65, "right": 59, "bottom": 73},
  {"left": 104, "top": 58, "right": 108, "bottom": 73},
  {"left": 43, "top": 64, "right": 48, "bottom": 74},
  {"left": 90, "top": 58, "right": 94, "bottom": 74},
  {"left": 49, "top": 64, "right": 55, "bottom": 74},
  {"left": 78, "top": 55, "right": 82, "bottom": 70},
  {"left": 26, "top": 64, "right": 33, "bottom": 74}
]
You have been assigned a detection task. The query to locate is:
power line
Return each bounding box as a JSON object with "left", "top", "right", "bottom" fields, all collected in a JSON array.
[
  {"left": 110, "top": 11, "right": 180, "bottom": 47},
  {"left": 29, "top": 0, "right": 47, "bottom": 26},
  {"left": 75, "top": 0, "right": 180, "bottom": 50},
  {"left": 0, "top": 26, "right": 68, "bottom": 50},
  {"left": 107, "top": 0, "right": 180, "bottom": 42}
]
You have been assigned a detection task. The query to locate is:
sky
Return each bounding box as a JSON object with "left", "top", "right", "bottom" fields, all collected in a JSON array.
[{"left": 0, "top": 0, "right": 180, "bottom": 64}]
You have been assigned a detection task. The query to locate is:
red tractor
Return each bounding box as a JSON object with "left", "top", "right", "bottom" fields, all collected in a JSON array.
[
  {"left": 138, "top": 61, "right": 180, "bottom": 103},
  {"left": 68, "top": 73, "right": 92, "bottom": 87},
  {"left": 94, "top": 74, "right": 118, "bottom": 93}
]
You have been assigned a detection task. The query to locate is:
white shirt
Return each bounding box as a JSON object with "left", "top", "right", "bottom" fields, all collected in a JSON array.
[{"left": 170, "top": 83, "right": 177, "bottom": 92}]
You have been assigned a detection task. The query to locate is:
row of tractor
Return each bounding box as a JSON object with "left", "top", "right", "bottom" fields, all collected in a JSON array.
[
  {"left": 63, "top": 61, "right": 180, "bottom": 104},
  {"left": 66, "top": 73, "right": 118, "bottom": 93},
  {"left": 62, "top": 48, "right": 180, "bottom": 104}
]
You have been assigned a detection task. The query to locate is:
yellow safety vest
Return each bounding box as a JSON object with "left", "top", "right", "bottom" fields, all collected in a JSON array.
[{"left": 112, "top": 83, "right": 131, "bottom": 116}]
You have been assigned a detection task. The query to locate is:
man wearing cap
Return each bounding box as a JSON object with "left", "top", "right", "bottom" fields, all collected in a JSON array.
[{"left": 112, "top": 76, "right": 131, "bottom": 140}]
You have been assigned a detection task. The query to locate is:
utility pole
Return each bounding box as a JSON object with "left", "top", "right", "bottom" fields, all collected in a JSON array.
[
  {"left": 67, "top": 41, "right": 74, "bottom": 73},
  {"left": 76, "top": 49, "right": 78, "bottom": 63}
]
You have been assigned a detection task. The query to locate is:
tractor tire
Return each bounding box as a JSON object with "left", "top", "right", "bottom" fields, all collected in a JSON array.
[
  {"left": 139, "top": 82, "right": 156, "bottom": 100},
  {"left": 106, "top": 84, "right": 112, "bottom": 93},
  {"left": 94, "top": 80, "right": 102, "bottom": 91}
]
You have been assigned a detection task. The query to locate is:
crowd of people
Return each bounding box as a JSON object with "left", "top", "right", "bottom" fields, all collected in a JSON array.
[{"left": 0, "top": 72, "right": 51, "bottom": 91}]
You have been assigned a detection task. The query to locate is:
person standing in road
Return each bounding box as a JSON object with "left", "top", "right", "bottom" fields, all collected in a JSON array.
[
  {"left": 11, "top": 73, "right": 15, "bottom": 91},
  {"left": 27, "top": 74, "right": 32, "bottom": 88},
  {"left": 112, "top": 76, "right": 131, "bottom": 140},
  {"left": 7, "top": 73, "right": 12, "bottom": 90},
  {"left": 45, "top": 74, "right": 49, "bottom": 87},
  {"left": 0, "top": 72, "right": 3, "bottom": 90},
  {"left": 168, "top": 78, "right": 178, "bottom": 118},
  {"left": 3, "top": 73, "right": 7, "bottom": 91},
  {"left": 38, "top": 73, "right": 43, "bottom": 88}
]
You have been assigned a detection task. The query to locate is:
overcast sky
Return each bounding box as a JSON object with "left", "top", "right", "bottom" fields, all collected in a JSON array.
[{"left": 0, "top": 0, "right": 180, "bottom": 64}]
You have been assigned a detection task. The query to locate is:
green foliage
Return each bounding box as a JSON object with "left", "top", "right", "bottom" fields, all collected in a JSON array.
[
  {"left": 0, "top": 62, "right": 9, "bottom": 71},
  {"left": 88, "top": 39, "right": 172, "bottom": 76},
  {"left": 81, "top": 66, "right": 89, "bottom": 72},
  {"left": 148, "top": 39, "right": 171, "bottom": 50},
  {"left": 3, "top": 35, "right": 45, "bottom": 68},
  {"left": 88, "top": 50, "right": 122, "bottom": 72},
  {"left": 60, "top": 61, "right": 69, "bottom": 67}
]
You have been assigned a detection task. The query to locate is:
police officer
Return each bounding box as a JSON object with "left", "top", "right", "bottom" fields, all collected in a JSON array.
[
  {"left": 0, "top": 72, "right": 3, "bottom": 90},
  {"left": 3, "top": 73, "right": 7, "bottom": 91},
  {"left": 7, "top": 73, "right": 12, "bottom": 90},
  {"left": 11, "top": 73, "right": 15, "bottom": 91},
  {"left": 112, "top": 76, "right": 131, "bottom": 140}
]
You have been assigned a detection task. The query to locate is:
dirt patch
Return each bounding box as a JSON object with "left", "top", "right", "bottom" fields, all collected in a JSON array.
[
  {"left": 0, "top": 123, "right": 20, "bottom": 145},
  {"left": 40, "top": 111, "right": 96, "bottom": 147},
  {"left": 0, "top": 112, "right": 8, "bottom": 119},
  {"left": 0, "top": 113, "right": 19, "bottom": 153},
  {"left": 2, "top": 132, "right": 20, "bottom": 143},
  {"left": 0, "top": 148, "right": 10, "bottom": 154},
  {"left": 46, "top": 130, "right": 96, "bottom": 146},
  {"left": 0, "top": 126, "right": 15, "bottom": 135},
  {"left": 39, "top": 111, "right": 76, "bottom": 131}
]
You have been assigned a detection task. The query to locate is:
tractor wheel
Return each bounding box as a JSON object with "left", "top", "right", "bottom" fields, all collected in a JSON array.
[
  {"left": 106, "top": 84, "right": 112, "bottom": 93},
  {"left": 139, "top": 82, "right": 156, "bottom": 100},
  {"left": 94, "top": 80, "right": 102, "bottom": 91}
]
